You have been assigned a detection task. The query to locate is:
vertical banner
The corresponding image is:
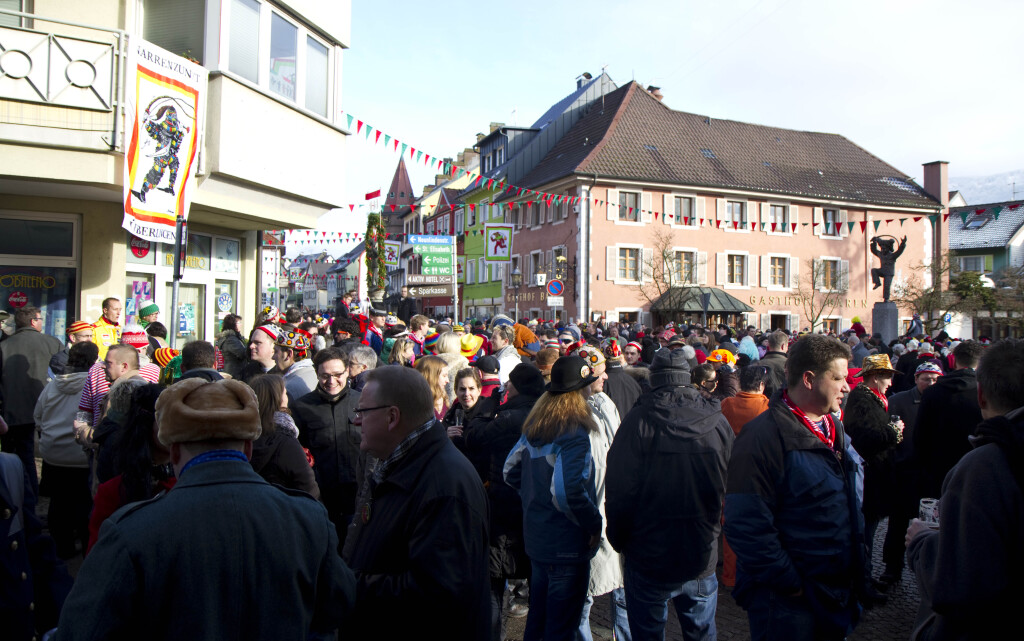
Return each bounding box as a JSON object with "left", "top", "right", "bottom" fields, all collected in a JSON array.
[
  {"left": 484, "top": 223, "right": 513, "bottom": 263},
  {"left": 123, "top": 38, "right": 208, "bottom": 241},
  {"left": 383, "top": 240, "right": 401, "bottom": 267}
]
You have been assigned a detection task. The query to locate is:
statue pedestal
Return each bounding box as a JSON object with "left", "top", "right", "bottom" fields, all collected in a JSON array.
[{"left": 872, "top": 302, "right": 899, "bottom": 346}]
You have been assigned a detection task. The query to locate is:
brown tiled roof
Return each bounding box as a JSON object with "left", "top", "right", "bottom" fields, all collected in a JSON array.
[{"left": 519, "top": 82, "right": 941, "bottom": 210}]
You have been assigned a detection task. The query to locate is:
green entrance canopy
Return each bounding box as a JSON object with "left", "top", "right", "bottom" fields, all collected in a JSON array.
[{"left": 650, "top": 286, "right": 755, "bottom": 314}]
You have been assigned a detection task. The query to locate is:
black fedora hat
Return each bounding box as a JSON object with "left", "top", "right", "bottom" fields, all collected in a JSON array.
[{"left": 547, "top": 355, "right": 599, "bottom": 394}]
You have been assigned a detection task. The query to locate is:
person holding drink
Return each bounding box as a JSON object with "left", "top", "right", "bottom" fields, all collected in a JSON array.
[{"left": 906, "top": 338, "right": 1024, "bottom": 640}]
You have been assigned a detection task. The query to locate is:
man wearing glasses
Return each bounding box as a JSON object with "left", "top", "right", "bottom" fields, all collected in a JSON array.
[
  {"left": 343, "top": 365, "right": 489, "bottom": 640},
  {"left": 0, "top": 306, "right": 62, "bottom": 503},
  {"left": 292, "top": 347, "right": 361, "bottom": 548}
]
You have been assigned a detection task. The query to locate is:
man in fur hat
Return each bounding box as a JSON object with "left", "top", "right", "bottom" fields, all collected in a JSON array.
[{"left": 55, "top": 378, "right": 355, "bottom": 640}]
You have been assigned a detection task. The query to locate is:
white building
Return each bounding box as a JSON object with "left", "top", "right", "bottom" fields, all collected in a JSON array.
[{"left": 0, "top": 0, "right": 349, "bottom": 340}]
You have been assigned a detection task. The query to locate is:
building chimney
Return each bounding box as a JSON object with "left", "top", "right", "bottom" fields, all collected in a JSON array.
[
  {"left": 489, "top": 122, "right": 504, "bottom": 134},
  {"left": 476, "top": 132, "right": 485, "bottom": 143},
  {"left": 646, "top": 85, "right": 664, "bottom": 102},
  {"left": 923, "top": 160, "right": 950, "bottom": 289},
  {"left": 922, "top": 161, "right": 949, "bottom": 208},
  {"left": 576, "top": 71, "right": 593, "bottom": 89}
]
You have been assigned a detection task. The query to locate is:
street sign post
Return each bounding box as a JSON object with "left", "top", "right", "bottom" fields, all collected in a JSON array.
[
  {"left": 407, "top": 285, "right": 455, "bottom": 298},
  {"left": 407, "top": 274, "right": 454, "bottom": 285},
  {"left": 547, "top": 295, "right": 564, "bottom": 307}
]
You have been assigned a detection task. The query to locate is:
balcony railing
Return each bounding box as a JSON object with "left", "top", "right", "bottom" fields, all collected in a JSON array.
[{"left": 0, "top": 9, "right": 125, "bottom": 151}]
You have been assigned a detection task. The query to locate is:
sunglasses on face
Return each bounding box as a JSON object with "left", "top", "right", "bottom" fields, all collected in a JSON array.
[{"left": 560, "top": 338, "right": 574, "bottom": 344}]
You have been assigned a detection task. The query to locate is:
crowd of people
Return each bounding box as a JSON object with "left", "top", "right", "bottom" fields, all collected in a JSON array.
[{"left": 1, "top": 295, "right": 1021, "bottom": 641}]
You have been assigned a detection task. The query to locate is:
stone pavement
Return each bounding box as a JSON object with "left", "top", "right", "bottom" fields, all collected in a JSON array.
[{"left": 506, "top": 517, "right": 919, "bottom": 640}]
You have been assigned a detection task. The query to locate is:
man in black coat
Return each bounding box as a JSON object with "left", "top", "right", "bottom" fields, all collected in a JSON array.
[
  {"left": 602, "top": 344, "right": 642, "bottom": 419},
  {"left": 344, "top": 365, "right": 490, "bottom": 641},
  {"left": 292, "top": 348, "right": 361, "bottom": 547},
  {"left": 911, "top": 341, "right": 984, "bottom": 501},
  {"left": 395, "top": 286, "right": 417, "bottom": 325},
  {"left": 605, "top": 350, "right": 733, "bottom": 640},
  {"left": 760, "top": 330, "right": 789, "bottom": 398},
  {"left": 0, "top": 306, "right": 62, "bottom": 501},
  {"left": 56, "top": 378, "right": 355, "bottom": 640}
]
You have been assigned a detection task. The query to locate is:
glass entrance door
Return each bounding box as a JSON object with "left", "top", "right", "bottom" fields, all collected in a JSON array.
[{"left": 167, "top": 283, "right": 206, "bottom": 344}]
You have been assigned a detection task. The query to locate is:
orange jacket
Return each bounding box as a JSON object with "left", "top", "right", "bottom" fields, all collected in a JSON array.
[{"left": 720, "top": 391, "right": 770, "bottom": 436}]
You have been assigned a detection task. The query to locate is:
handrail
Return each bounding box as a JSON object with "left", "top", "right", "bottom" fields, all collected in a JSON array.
[{"left": 0, "top": 8, "right": 126, "bottom": 36}]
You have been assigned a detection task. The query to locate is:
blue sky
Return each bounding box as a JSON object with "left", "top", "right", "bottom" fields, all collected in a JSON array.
[{"left": 288, "top": 0, "right": 1024, "bottom": 256}]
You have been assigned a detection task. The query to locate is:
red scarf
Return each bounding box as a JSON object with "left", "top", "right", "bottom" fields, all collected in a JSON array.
[
  {"left": 868, "top": 386, "right": 889, "bottom": 412},
  {"left": 782, "top": 390, "right": 836, "bottom": 449}
]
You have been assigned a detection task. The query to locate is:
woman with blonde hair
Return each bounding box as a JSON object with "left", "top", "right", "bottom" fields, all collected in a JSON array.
[
  {"left": 504, "top": 355, "right": 602, "bottom": 641},
  {"left": 434, "top": 330, "right": 469, "bottom": 401},
  {"left": 387, "top": 336, "right": 416, "bottom": 367},
  {"left": 414, "top": 355, "right": 451, "bottom": 421}
]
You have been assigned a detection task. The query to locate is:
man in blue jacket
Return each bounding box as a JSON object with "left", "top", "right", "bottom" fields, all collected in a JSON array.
[{"left": 725, "top": 334, "right": 866, "bottom": 641}]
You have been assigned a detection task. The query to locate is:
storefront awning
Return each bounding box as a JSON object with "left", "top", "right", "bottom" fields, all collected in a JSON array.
[{"left": 651, "top": 287, "right": 755, "bottom": 314}]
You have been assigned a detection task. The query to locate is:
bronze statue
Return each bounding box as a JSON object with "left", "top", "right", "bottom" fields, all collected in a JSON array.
[{"left": 870, "top": 235, "right": 907, "bottom": 302}]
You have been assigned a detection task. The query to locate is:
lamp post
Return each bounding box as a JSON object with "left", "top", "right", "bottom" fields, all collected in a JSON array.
[{"left": 510, "top": 267, "right": 522, "bottom": 322}]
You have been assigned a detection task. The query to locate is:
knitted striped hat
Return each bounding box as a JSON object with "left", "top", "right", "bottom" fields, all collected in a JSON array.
[
  {"left": 254, "top": 324, "right": 280, "bottom": 342},
  {"left": 120, "top": 328, "right": 149, "bottom": 349},
  {"left": 153, "top": 347, "right": 180, "bottom": 368},
  {"left": 66, "top": 320, "right": 93, "bottom": 336},
  {"left": 138, "top": 301, "right": 159, "bottom": 318},
  {"left": 424, "top": 331, "right": 440, "bottom": 353}
]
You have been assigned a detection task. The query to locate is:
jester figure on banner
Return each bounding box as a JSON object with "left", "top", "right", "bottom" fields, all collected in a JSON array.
[
  {"left": 484, "top": 223, "right": 513, "bottom": 263},
  {"left": 122, "top": 39, "right": 207, "bottom": 242},
  {"left": 130, "top": 96, "right": 192, "bottom": 203}
]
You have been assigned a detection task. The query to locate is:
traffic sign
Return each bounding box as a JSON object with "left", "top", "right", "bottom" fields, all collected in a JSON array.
[
  {"left": 547, "top": 295, "right": 564, "bottom": 307},
  {"left": 408, "top": 234, "right": 454, "bottom": 246},
  {"left": 546, "top": 279, "right": 564, "bottom": 297},
  {"left": 408, "top": 285, "right": 455, "bottom": 298},
  {"left": 408, "top": 274, "right": 454, "bottom": 285}
]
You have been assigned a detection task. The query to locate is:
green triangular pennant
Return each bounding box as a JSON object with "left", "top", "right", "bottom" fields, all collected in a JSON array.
[
  {"left": 899, "top": 218, "right": 905, "bottom": 227},
  {"left": 415, "top": 150, "right": 422, "bottom": 162},
  {"left": 873, "top": 220, "right": 881, "bottom": 232},
  {"left": 346, "top": 114, "right": 354, "bottom": 130},
  {"left": 960, "top": 212, "right": 969, "bottom": 225},
  {"left": 384, "top": 134, "right": 391, "bottom": 147},
  {"left": 848, "top": 221, "right": 855, "bottom": 233},
  {"left": 992, "top": 205, "right": 1002, "bottom": 220},
  {"left": 400, "top": 143, "right": 408, "bottom": 156},
  {"left": 365, "top": 125, "right": 373, "bottom": 140}
]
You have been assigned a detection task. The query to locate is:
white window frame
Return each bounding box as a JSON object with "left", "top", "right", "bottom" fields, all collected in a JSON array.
[
  {"left": 816, "top": 256, "right": 843, "bottom": 292},
  {"left": 608, "top": 244, "right": 643, "bottom": 284},
  {"left": 820, "top": 315, "right": 842, "bottom": 335},
  {"left": 666, "top": 194, "right": 700, "bottom": 228},
  {"left": 815, "top": 207, "right": 847, "bottom": 240},
  {"left": 724, "top": 200, "right": 750, "bottom": 233},
  {"left": 529, "top": 250, "right": 543, "bottom": 286},
  {"left": 529, "top": 203, "right": 543, "bottom": 229},
  {"left": 468, "top": 205, "right": 476, "bottom": 227},
  {"left": 959, "top": 255, "right": 984, "bottom": 272},
  {"left": 761, "top": 253, "right": 796, "bottom": 291},
  {"left": 716, "top": 250, "right": 754, "bottom": 290},
  {"left": 455, "top": 211, "right": 463, "bottom": 234},
  {"left": 765, "top": 202, "right": 793, "bottom": 236},
  {"left": 220, "top": 0, "right": 337, "bottom": 120},
  {"left": 669, "top": 246, "right": 698, "bottom": 285},
  {"left": 551, "top": 245, "right": 568, "bottom": 279}
]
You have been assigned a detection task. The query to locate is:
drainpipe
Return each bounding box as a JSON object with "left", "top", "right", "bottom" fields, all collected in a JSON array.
[{"left": 581, "top": 173, "right": 598, "bottom": 323}]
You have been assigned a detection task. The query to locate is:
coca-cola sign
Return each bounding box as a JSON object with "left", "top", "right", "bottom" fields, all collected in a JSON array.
[
  {"left": 130, "top": 236, "right": 151, "bottom": 258},
  {"left": 8, "top": 291, "right": 28, "bottom": 308}
]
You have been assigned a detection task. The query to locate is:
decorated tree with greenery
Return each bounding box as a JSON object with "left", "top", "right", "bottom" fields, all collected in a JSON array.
[{"left": 364, "top": 211, "right": 387, "bottom": 302}]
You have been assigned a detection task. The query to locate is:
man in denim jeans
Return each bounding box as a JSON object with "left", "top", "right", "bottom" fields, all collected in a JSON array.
[{"left": 605, "top": 349, "right": 733, "bottom": 640}]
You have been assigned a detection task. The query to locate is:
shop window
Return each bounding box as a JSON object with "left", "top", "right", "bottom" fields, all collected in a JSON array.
[
  {"left": 125, "top": 274, "right": 155, "bottom": 327},
  {"left": 0, "top": 219, "right": 73, "bottom": 257},
  {"left": 213, "top": 238, "right": 240, "bottom": 273},
  {"left": 126, "top": 233, "right": 157, "bottom": 266}
]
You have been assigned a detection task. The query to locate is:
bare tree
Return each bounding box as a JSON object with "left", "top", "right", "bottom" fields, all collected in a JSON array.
[
  {"left": 631, "top": 228, "right": 705, "bottom": 322},
  {"left": 795, "top": 257, "right": 849, "bottom": 332},
  {"left": 891, "top": 254, "right": 994, "bottom": 334}
]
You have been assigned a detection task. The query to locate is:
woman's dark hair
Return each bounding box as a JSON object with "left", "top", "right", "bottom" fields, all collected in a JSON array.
[
  {"left": 146, "top": 321, "right": 168, "bottom": 339},
  {"left": 692, "top": 363, "right": 716, "bottom": 386},
  {"left": 68, "top": 341, "right": 98, "bottom": 372},
  {"left": 116, "top": 384, "right": 166, "bottom": 504},
  {"left": 221, "top": 314, "right": 242, "bottom": 333},
  {"left": 735, "top": 353, "right": 752, "bottom": 369},
  {"left": 249, "top": 374, "right": 286, "bottom": 435},
  {"left": 739, "top": 365, "right": 770, "bottom": 393},
  {"left": 640, "top": 338, "right": 657, "bottom": 365}
]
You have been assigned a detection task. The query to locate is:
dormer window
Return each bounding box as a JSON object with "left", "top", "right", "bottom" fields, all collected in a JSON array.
[{"left": 964, "top": 215, "right": 990, "bottom": 230}]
